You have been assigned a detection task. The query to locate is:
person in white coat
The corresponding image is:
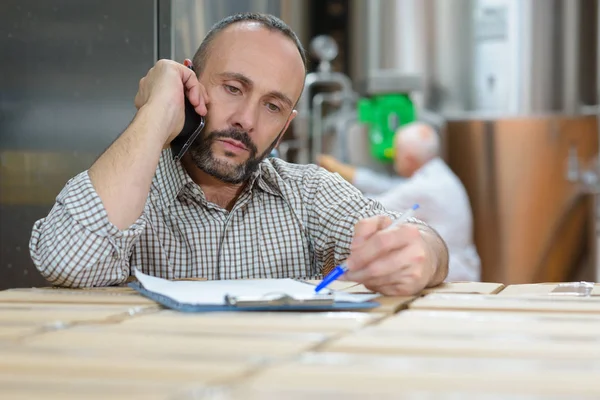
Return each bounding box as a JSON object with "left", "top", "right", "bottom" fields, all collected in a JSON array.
[{"left": 318, "top": 122, "right": 481, "bottom": 282}]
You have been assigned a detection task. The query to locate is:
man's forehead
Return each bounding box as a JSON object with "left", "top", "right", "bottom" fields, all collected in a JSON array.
[
  {"left": 207, "top": 22, "right": 305, "bottom": 100},
  {"left": 212, "top": 21, "right": 286, "bottom": 48}
]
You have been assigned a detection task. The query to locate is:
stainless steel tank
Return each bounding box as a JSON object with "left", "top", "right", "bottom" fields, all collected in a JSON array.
[
  {"left": 171, "top": 0, "right": 308, "bottom": 63},
  {"left": 0, "top": 0, "right": 158, "bottom": 289},
  {"left": 348, "top": 0, "right": 600, "bottom": 283}
]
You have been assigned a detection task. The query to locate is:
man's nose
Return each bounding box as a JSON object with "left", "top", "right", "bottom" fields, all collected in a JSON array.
[{"left": 230, "top": 101, "right": 259, "bottom": 133}]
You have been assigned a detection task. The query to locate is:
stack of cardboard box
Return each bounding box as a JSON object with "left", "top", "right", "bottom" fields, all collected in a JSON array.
[
  {"left": 2, "top": 281, "right": 599, "bottom": 399},
  {"left": 230, "top": 282, "right": 600, "bottom": 399}
]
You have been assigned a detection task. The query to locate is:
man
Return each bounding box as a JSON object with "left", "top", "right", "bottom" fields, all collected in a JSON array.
[
  {"left": 29, "top": 13, "right": 449, "bottom": 295},
  {"left": 319, "top": 122, "right": 480, "bottom": 282}
]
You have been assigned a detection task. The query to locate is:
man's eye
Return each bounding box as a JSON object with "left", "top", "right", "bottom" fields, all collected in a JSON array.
[
  {"left": 225, "top": 85, "right": 241, "bottom": 94},
  {"left": 266, "top": 103, "right": 281, "bottom": 112}
]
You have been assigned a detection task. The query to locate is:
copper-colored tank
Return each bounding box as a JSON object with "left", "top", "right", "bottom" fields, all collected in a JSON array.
[{"left": 446, "top": 115, "right": 598, "bottom": 284}]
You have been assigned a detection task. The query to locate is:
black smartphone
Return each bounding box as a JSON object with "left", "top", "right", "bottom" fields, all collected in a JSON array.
[{"left": 170, "top": 97, "right": 205, "bottom": 162}]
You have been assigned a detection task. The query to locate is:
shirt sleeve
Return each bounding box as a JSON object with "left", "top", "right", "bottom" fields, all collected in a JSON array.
[
  {"left": 304, "top": 167, "right": 421, "bottom": 273},
  {"left": 352, "top": 167, "right": 406, "bottom": 196},
  {"left": 367, "top": 179, "right": 421, "bottom": 213},
  {"left": 29, "top": 171, "right": 148, "bottom": 288}
]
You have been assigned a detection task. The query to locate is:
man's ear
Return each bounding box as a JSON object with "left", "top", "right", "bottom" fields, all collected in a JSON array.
[{"left": 277, "top": 109, "right": 298, "bottom": 147}]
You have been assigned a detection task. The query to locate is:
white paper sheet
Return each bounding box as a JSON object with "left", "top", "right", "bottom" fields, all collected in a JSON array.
[{"left": 134, "top": 269, "right": 379, "bottom": 305}]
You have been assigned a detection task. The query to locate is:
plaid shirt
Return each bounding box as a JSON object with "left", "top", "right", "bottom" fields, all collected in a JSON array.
[{"left": 30, "top": 150, "right": 405, "bottom": 288}]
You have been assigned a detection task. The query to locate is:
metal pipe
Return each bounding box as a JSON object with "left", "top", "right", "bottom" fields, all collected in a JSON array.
[
  {"left": 293, "top": 71, "right": 354, "bottom": 164},
  {"left": 311, "top": 91, "right": 349, "bottom": 163},
  {"left": 280, "top": 0, "right": 309, "bottom": 46},
  {"left": 332, "top": 112, "right": 358, "bottom": 162},
  {"left": 562, "top": 0, "right": 581, "bottom": 114},
  {"left": 349, "top": 0, "right": 369, "bottom": 83},
  {"left": 367, "top": 0, "right": 382, "bottom": 73},
  {"left": 311, "top": 92, "right": 328, "bottom": 164}
]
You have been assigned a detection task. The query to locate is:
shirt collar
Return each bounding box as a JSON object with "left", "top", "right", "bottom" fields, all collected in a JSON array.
[
  {"left": 154, "top": 149, "right": 195, "bottom": 209},
  {"left": 255, "top": 160, "right": 286, "bottom": 197},
  {"left": 154, "top": 151, "right": 283, "bottom": 209}
]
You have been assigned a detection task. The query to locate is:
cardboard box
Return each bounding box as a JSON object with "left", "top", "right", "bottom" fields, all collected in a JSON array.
[
  {"left": 0, "top": 374, "right": 190, "bottom": 400},
  {"left": 422, "top": 281, "right": 505, "bottom": 295},
  {"left": 321, "top": 324, "right": 600, "bottom": 359},
  {"left": 229, "top": 352, "right": 600, "bottom": 399},
  {"left": 21, "top": 326, "right": 324, "bottom": 362},
  {"left": 367, "top": 296, "right": 416, "bottom": 315},
  {"left": 0, "top": 308, "right": 144, "bottom": 326},
  {"left": 0, "top": 302, "right": 157, "bottom": 312},
  {"left": 0, "top": 304, "right": 160, "bottom": 341},
  {"left": 0, "top": 288, "right": 157, "bottom": 306},
  {"left": 410, "top": 293, "right": 600, "bottom": 313},
  {"left": 181, "top": 385, "right": 599, "bottom": 400},
  {"left": 113, "top": 310, "right": 378, "bottom": 336},
  {"left": 0, "top": 348, "right": 253, "bottom": 386},
  {"left": 371, "top": 309, "right": 600, "bottom": 338},
  {"left": 498, "top": 282, "right": 600, "bottom": 297},
  {"left": 0, "top": 326, "right": 40, "bottom": 341}
]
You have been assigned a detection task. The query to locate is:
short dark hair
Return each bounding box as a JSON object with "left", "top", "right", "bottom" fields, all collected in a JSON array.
[{"left": 192, "top": 13, "right": 307, "bottom": 74}]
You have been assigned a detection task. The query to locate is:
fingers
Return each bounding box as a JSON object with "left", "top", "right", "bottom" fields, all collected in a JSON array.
[
  {"left": 348, "top": 248, "right": 429, "bottom": 297},
  {"left": 134, "top": 93, "right": 142, "bottom": 110},
  {"left": 198, "top": 84, "right": 210, "bottom": 115},
  {"left": 180, "top": 65, "right": 209, "bottom": 116},
  {"left": 134, "top": 77, "right": 146, "bottom": 109},
  {"left": 344, "top": 223, "right": 429, "bottom": 296},
  {"left": 350, "top": 215, "right": 393, "bottom": 251},
  {"left": 345, "top": 254, "right": 409, "bottom": 284},
  {"left": 360, "top": 258, "right": 426, "bottom": 289},
  {"left": 135, "top": 59, "right": 209, "bottom": 116},
  {"left": 345, "top": 234, "right": 426, "bottom": 283},
  {"left": 348, "top": 221, "right": 420, "bottom": 272}
]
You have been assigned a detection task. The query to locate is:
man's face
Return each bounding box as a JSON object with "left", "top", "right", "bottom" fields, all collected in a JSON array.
[
  {"left": 188, "top": 23, "right": 305, "bottom": 184},
  {"left": 393, "top": 149, "right": 409, "bottom": 177},
  {"left": 394, "top": 146, "right": 415, "bottom": 177}
]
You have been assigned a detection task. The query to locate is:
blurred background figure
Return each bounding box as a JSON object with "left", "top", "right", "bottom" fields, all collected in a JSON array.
[{"left": 319, "top": 122, "right": 481, "bottom": 282}]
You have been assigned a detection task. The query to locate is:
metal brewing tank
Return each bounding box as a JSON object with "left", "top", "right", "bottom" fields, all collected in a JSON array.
[
  {"left": 348, "top": 0, "right": 600, "bottom": 284},
  {"left": 0, "top": 0, "right": 158, "bottom": 289}
]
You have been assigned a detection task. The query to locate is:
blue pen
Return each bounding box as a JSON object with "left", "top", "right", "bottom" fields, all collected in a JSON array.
[{"left": 314, "top": 204, "right": 420, "bottom": 293}]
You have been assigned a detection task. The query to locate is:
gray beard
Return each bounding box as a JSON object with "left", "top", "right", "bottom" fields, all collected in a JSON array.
[{"left": 188, "top": 128, "right": 280, "bottom": 184}]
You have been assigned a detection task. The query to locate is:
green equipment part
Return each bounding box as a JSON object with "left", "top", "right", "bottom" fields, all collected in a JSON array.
[{"left": 358, "top": 94, "right": 417, "bottom": 162}]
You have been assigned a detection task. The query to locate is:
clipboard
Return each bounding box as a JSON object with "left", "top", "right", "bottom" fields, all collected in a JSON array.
[{"left": 128, "top": 282, "right": 380, "bottom": 312}]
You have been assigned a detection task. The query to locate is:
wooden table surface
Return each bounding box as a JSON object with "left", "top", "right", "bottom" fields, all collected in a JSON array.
[{"left": 2, "top": 280, "right": 600, "bottom": 399}]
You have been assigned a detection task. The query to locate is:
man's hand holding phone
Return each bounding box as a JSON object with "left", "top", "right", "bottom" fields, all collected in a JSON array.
[{"left": 133, "top": 59, "right": 209, "bottom": 146}]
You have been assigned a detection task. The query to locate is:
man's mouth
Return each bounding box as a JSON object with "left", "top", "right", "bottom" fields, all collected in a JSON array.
[{"left": 217, "top": 138, "right": 249, "bottom": 152}]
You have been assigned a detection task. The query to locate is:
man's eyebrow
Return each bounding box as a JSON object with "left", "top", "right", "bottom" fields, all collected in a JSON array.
[
  {"left": 268, "top": 91, "right": 294, "bottom": 109},
  {"left": 219, "top": 72, "right": 253, "bottom": 88},
  {"left": 218, "top": 72, "right": 293, "bottom": 108}
]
